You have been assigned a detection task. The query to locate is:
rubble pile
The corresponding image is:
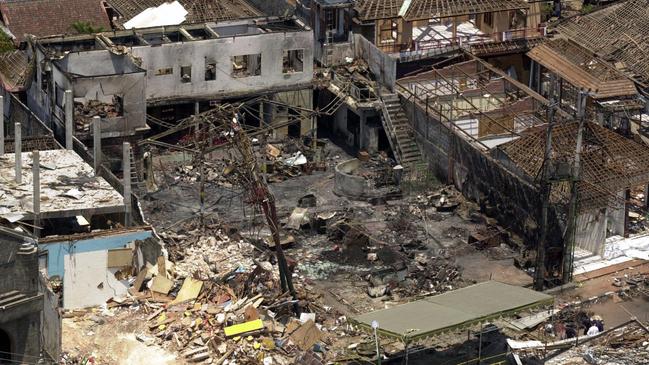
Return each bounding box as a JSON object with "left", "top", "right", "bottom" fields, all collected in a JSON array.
[
  {"left": 95, "top": 222, "right": 362, "bottom": 364},
  {"left": 262, "top": 139, "right": 329, "bottom": 183},
  {"left": 170, "top": 138, "right": 330, "bottom": 187},
  {"left": 627, "top": 189, "right": 649, "bottom": 234},
  {"left": 173, "top": 162, "right": 231, "bottom": 187},
  {"left": 611, "top": 273, "right": 649, "bottom": 300},
  {"left": 365, "top": 250, "right": 463, "bottom": 299},
  {"left": 409, "top": 187, "right": 462, "bottom": 214},
  {"left": 161, "top": 228, "right": 257, "bottom": 280},
  {"left": 75, "top": 100, "right": 121, "bottom": 132},
  {"left": 349, "top": 155, "right": 398, "bottom": 189},
  {"left": 544, "top": 321, "right": 649, "bottom": 365}
]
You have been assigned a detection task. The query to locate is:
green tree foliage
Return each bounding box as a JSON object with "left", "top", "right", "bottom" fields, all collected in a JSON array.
[
  {"left": 71, "top": 21, "right": 105, "bottom": 34},
  {"left": 582, "top": 4, "right": 595, "bottom": 14},
  {"left": 0, "top": 30, "right": 14, "bottom": 53}
]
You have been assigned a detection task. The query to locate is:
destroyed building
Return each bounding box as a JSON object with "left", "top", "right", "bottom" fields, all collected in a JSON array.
[
  {"left": 548, "top": 0, "right": 649, "bottom": 138},
  {"left": 527, "top": 38, "right": 644, "bottom": 131},
  {"left": 1, "top": 0, "right": 649, "bottom": 363},
  {"left": 0, "top": 146, "right": 155, "bottom": 309},
  {"left": 0, "top": 99, "right": 156, "bottom": 309},
  {"left": 352, "top": 0, "right": 545, "bottom": 59},
  {"left": 386, "top": 52, "right": 649, "bottom": 285},
  {"left": 0, "top": 227, "right": 60, "bottom": 364},
  {"left": 25, "top": 17, "right": 315, "bottom": 144}
]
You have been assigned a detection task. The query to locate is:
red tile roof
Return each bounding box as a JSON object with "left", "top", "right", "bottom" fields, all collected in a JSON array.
[{"left": 0, "top": 0, "right": 111, "bottom": 43}]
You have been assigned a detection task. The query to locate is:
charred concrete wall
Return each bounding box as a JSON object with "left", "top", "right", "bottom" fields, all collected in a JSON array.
[
  {"left": 40, "top": 275, "right": 61, "bottom": 362},
  {"left": 0, "top": 229, "right": 57, "bottom": 364},
  {"left": 401, "top": 95, "right": 564, "bottom": 247},
  {"left": 353, "top": 34, "right": 396, "bottom": 89},
  {"left": 0, "top": 233, "right": 38, "bottom": 295},
  {"left": 130, "top": 28, "right": 314, "bottom": 103},
  {"left": 575, "top": 210, "right": 607, "bottom": 256},
  {"left": 26, "top": 48, "right": 147, "bottom": 139},
  {"left": 0, "top": 311, "right": 41, "bottom": 364}
]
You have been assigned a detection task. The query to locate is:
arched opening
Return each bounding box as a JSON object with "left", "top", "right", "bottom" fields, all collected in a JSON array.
[{"left": 0, "top": 329, "right": 11, "bottom": 364}]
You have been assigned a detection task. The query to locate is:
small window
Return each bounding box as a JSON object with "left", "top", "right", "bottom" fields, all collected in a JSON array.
[
  {"left": 55, "top": 84, "right": 65, "bottom": 108},
  {"left": 205, "top": 60, "right": 216, "bottom": 81},
  {"left": 379, "top": 19, "right": 398, "bottom": 42},
  {"left": 155, "top": 67, "right": 173, "bottom": 76},
  {"left": 231, "top": 54, "right": 262, "bottom": 78},
  {"left": 180, "top": 65, "right": 192, "bottom": 83},
  {"left": 113, "top": 95, "right": 124, "bottom": 116},
  {"left": 283, "top": 49, "right": 304, "bottom": 74},
  {"left": 40, "top": 70, "right": 50, "bottom": 94}
]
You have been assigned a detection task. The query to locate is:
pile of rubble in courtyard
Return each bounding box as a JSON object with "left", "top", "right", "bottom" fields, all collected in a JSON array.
[
  {"left": 74, "top": 100, "right": 122, "bottom": 133},
  {"left": 167, "top": 137, "right": 329, "bottom": 188},
  {"left": 545, "top": 320, "right": 649, "bottom": 365},
  {"left": 67, "top": 222, "right": 355, "bottom": 364},
  {"left": 61, "top": 175, "right": 484, "bottom": 364}
]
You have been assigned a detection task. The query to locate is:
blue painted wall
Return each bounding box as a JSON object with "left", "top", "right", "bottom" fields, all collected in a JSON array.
[{"left": 39, "top": 230, "right": 152, "bottom": 278}]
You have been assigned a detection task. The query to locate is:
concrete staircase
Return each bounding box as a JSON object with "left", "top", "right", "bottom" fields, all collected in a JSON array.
[
  {"left": 129, "top": 147, "right": 145, "bottom": 193},
  {"left": 380, "top": 93, "right": 425, "bottom": 171},
  {"left": 17, "top": 242, "right": 37, "bottom": 255},
  {"left": 0, "top": 290, "right": 28, "bottom": 308}
]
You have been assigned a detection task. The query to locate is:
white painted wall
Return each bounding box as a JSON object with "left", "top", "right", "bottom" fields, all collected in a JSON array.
[{"left": 63, "top": 250, "right": 130, "bottom": 309}]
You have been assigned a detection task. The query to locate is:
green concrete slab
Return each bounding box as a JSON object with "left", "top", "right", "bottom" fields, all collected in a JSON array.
[{"left": 351, "top": 281, "right": 554, "bottom": 342}]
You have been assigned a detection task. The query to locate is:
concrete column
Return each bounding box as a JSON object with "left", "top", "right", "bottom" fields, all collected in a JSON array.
[
  {"left": 15, "top": 122, "right": 21, "bottom": 183},
  {"left": 93, "top": 116, "right": 101, "bottom": 175},
  {"left": 123, "top": 142, "right": 132, "bottom": 227},
  {"left": 624, "top": 188, "right": 631, "bottom": 238},
  {"left": 0, "top": 95, "right": 4, "bottom": 155},
  {"left": 528, "top": 61, "right": 535, "bottom": 90},
  {"left": 64, "top": 90, "right": 73, "bottom": 150},
  {"left": 32, "top": 150, "right": 40, "bottom": 237}
]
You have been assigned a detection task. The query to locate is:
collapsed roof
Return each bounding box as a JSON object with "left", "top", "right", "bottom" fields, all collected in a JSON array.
[
  {"left": 497, "top": 121, "right": 649, "bottom": 212},
  {"left": 354, "top": 0, "right": 529, "bottom": 21},
  {"left": 556, "top": 0, "right": 649, "bottom": 88},
  {"left": 527, "top": 39, "right": 638, "bottom": 99},
  {"left": 106, "top": 0, "right": 263, "bottom": 27},
  {"left": 397, "top": 56, "right": 561, "bottom": 149},
  {"left": 0, "top": 50, "right": 32, "bottom": 92}
]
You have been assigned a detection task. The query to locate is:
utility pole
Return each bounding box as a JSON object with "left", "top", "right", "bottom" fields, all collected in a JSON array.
[
  {"left": 534, "top": 74, "right": 557, "bottom": 291},
  {"left": 562, "top": 90, "right": 587, "bottom": 283},
  {"left": 230, "top": 113, "right": 297, "bottom": 303}
]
